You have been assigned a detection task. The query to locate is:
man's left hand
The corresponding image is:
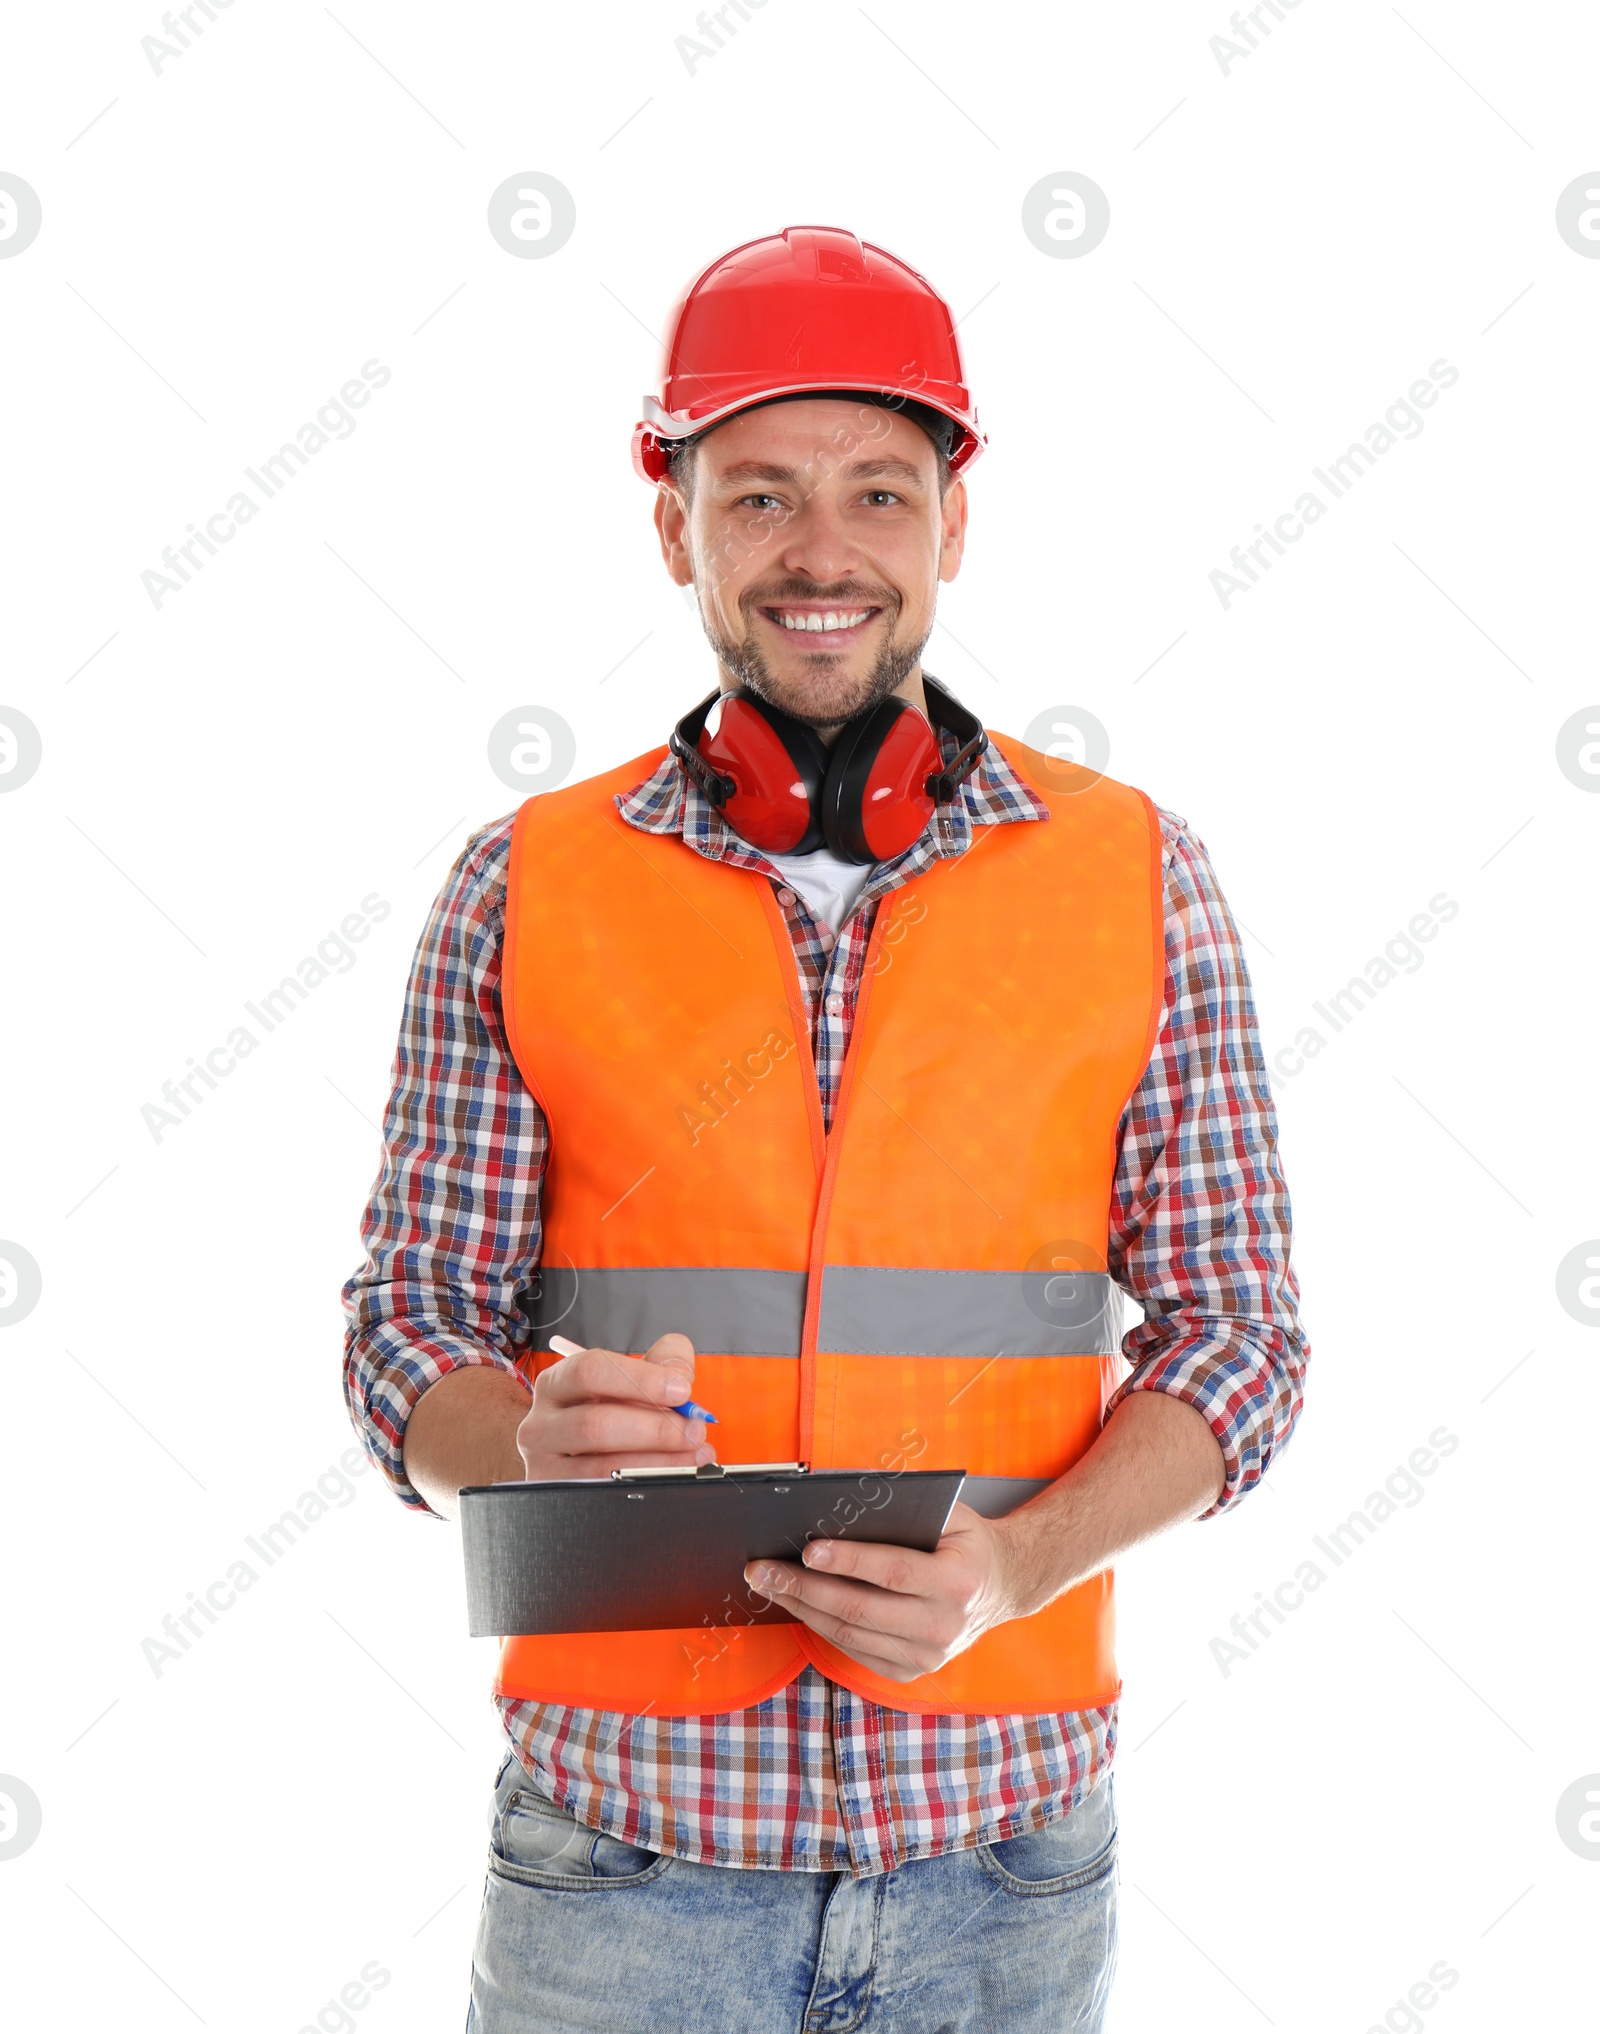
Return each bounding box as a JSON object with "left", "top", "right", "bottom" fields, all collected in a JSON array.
[{"left": 743, "top": 1501, "right": 1022, "bottom": 1684}]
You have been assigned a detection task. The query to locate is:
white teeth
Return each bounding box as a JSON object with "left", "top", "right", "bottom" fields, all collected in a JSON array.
[{"left": 774, "top": 609, "right": 871, "bottom": 632}]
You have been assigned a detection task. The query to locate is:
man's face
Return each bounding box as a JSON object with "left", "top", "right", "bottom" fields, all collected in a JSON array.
[{"left": 654, "top": 397, "right": 968, "bottom": 732}]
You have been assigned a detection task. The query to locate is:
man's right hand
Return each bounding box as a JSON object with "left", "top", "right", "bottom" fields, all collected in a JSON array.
[{"left": 514, "top": 1331, "right": 715, "bottom": 1481}]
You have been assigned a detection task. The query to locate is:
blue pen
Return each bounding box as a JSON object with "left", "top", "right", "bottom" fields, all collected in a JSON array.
[{"left": 547, "top": 1334, "right": 718, "bottom": 1423}]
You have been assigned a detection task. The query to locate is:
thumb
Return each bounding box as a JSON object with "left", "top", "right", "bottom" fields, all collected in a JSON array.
[{"left": 643, "top": 1331, "right": 695, "bottom": 1391}]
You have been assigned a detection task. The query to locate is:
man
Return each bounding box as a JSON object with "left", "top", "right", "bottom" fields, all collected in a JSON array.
[{"left": 342, "top": 225, "right": 1308, "bottom": 2032}]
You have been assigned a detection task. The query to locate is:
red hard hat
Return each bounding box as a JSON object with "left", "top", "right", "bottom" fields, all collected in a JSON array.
[{"left": 631, "top": 225, "right": 985, "bottom": 484}]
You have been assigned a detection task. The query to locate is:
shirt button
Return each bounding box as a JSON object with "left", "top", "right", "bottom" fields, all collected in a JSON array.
[
  {"left": 824, "top": 992, "right": 845, "bottom": 1017},
  {"left": 776, "top": 887, "right": 796, "bottom": 907}
]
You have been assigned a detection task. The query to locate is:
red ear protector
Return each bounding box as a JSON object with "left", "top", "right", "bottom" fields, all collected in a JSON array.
[{"left": 669, "top": 675, "right": 988, "bottom": 864}]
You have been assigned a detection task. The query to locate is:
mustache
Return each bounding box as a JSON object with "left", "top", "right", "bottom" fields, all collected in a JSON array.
[{"left": 742, "top": 582, "right": 899, "bottom": 612}]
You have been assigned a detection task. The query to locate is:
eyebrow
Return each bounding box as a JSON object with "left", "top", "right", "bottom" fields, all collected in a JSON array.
[{"left": 714, "top": 456, "right": 929, "bottom": 490}]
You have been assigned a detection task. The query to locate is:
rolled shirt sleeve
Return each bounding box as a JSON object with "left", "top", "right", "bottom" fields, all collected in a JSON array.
[
  {"left": 340, "top": 815, "right": 542, "bottom": 1510},
  {"left": 1102, "top": 811, "right": 1310, "bottom": 1516}
]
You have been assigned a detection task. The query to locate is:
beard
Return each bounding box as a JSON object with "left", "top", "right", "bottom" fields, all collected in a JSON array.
[{"left": 702, "top": 582, "right": 933, "bottom": 729}]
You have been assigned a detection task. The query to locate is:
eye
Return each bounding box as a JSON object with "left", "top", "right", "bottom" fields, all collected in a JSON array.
[
  {"left": 737, "top": 493, "right": 785, "bottom": 513},
  {"left": 862, "top": 489, "right": 902, "bottom": 507}
]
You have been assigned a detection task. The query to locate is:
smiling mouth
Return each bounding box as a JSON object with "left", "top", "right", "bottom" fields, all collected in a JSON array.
[{"left": 759, "top": 604, "right": 882, "bottom": 639}]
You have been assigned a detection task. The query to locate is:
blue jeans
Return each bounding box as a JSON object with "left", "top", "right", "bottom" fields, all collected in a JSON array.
[{"left": 465, "top": 1749, "right": 1119, "bottom": 2032}]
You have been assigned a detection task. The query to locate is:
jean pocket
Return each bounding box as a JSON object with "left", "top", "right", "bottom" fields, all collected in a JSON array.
[
  {"left": 976, "top": 1775, "right": 1118, "bottom": 1896},
  {"left": 488, "top": 1780, "right": 671, "bottom": 1892}
]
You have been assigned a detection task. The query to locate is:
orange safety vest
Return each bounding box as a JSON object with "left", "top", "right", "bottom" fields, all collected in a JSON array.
[{"left": 495, "top": 733, "right": 1164, "bottom": 1717}]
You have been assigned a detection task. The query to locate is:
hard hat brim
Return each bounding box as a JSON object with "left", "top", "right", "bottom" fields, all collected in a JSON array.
[{"left": 632, "top": 384, "right": 985, "bottom": 486}]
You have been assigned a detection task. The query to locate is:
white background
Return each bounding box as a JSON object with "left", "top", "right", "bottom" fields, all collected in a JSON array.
[{"left": 2, "top": 2, "right": 1596, "bottom": 2028}]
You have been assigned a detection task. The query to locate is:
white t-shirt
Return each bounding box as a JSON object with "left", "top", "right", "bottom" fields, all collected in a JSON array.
[{"left": 764, "top": 845, "right": 875, "bottom": 936}]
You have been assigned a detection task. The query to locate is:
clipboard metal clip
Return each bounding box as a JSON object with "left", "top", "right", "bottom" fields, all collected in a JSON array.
[{"left": 609, "top": 1461, "right": 811, "bottom": 1481}]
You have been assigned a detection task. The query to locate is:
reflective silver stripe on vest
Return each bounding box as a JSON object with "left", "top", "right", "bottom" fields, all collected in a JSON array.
[
  {"left": 817, "top": 1266, "right": 1121, "bottom": 1358},
  {"left": 522, "top": 1266, "right": 806, "bottom": 1356},
  {"left": 524, "top": 1265, "right": 1120, "bottom": 1359}
]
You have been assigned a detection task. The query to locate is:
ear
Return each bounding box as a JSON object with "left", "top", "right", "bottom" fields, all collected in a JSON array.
[
  {"left": 654, "top": 482, "right": 694, "bottom": 588},
  {"left": 937, "top": 474, "right": 969, "bottom": 585}
]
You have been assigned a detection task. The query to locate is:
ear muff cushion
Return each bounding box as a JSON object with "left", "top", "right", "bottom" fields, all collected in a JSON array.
[
  {"left": 823, "top": 699, "right": 940, "bottom": 863},
  {"left": 698, "top": 694, "right": 830, "bottom": 853}
]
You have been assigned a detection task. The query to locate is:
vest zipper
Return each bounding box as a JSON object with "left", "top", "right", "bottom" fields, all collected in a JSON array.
[
  {"left": 751, "top": 874, "right": 891, "bottom": 1459},
  {"left": 797, "top": 905, "right": 891, "bottom": 1463},
  {"left": 754, "top": 879, "right": 827, "bottom": 1181}
]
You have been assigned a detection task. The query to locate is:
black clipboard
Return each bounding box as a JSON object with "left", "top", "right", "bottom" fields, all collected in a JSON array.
[{"left": 460, "top": 1465, "right": 974, "bottom": 1637}]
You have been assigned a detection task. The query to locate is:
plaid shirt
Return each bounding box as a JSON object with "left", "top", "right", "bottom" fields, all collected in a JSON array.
[{"left": 342, "top": 716, "right": 1308, "bottom": 1878}]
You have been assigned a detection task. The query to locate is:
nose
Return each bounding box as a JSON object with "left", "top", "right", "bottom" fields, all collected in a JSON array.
[{"left": 776, "top": 493, "right": 862, "bottom": 587}]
